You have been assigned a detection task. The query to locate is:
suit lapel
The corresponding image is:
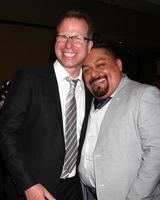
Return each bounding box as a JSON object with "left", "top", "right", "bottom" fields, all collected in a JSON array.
[
  {"left": 47, "top": 63, "right": 63, "bottom": 133},
  {"left": 99, "top": 75, "right": 128, "bottom": 134},
  {"left": 77, "top": 86, "right": 93, "bottom": 164}
]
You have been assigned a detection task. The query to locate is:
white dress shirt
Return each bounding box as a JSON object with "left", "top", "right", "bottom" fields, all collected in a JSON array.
[{"left": 54, "top": 60, "right": 85, "bottom": 177}]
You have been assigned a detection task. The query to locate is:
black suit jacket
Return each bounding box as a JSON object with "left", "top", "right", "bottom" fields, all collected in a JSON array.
[{"left": 0, "top": 63, "right": 92, "bottom": 197}]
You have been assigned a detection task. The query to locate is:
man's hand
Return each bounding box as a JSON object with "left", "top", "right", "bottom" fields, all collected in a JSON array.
[
  {"left": 25, "top": 183, "right": 56, "bottom": 200},
  {"left": 0, "top": 95, "right": 5, "bottom": 109}
]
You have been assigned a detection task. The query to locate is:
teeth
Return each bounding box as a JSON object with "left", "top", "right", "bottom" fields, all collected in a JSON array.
[
  {"left": 64, "top": 52, "right": 75, "bottom": 57},
  {"left": 94, "top": 78, "right": 105, "bottom": 84}
]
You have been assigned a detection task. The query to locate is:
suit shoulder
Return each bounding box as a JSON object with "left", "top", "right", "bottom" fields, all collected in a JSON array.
[
  {"left": 129, "top": 79, "right": 159, "bottom": 93},
  {"left": 13, "top": 65, "right": 53, "bottom": 80},
  {"left": 124, "top": 78, "right": 160, "bottom": 103},
  {"left": 124, "top": 77, "right": 155, "bottom": 91}
]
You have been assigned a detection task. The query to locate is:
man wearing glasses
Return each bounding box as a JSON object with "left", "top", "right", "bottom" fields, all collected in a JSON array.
[{"left": 0, "top": 10, "right": 93, "bottom": 200}]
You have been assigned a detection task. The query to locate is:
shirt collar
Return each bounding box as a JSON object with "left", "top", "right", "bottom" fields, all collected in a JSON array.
[{"left": 53, "top": 60, "right": 83, "bottom": 85}]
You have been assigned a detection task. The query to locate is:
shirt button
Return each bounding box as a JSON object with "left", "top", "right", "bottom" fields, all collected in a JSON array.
[
  {"left": 99, "top": 184, "right": 104, "bottom": 187},
  {"left": 95, "top": 154, "right": 102, "bottom": 158}
]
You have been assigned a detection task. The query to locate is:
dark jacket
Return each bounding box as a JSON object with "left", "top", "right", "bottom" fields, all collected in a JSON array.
[{"left": 0, "top": 63, "right": 92, "bottom": 198}]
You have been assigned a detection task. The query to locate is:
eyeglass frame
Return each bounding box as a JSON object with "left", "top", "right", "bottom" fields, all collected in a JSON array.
[{"left": 56, "top": 34, "right": 91, "bottom": 44}]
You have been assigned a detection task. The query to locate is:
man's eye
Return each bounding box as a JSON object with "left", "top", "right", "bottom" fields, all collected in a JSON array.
[
  {"left": 62, "top": 35, "right": 67, "bottom": 39},
  {"left": 72, "top": 36, "right": 81, "bottom": 41},
  {"left": 83, "top": 68, "right": 89, "bottom": 73},
  {"left": 97, "top": 63, "right": 106, "bottom": 67},
  {"left": 61, "top": 35, "right": 68, "bottom": 40}
]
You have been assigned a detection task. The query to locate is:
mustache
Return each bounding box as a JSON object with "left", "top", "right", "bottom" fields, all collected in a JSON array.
[{"left": 89, "top": 75, "right": 107, "bottom": 85}]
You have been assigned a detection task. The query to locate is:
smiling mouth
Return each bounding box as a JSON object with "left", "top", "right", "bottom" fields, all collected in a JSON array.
[
  {"left": 93, "top": 78, "right": 105, "bottom": 85},
  {"left": 90, "top": 76, "right": 106, "bottom": 86},
  {"left": 63, "top": 52, "right": 76, "bottom": 58}
]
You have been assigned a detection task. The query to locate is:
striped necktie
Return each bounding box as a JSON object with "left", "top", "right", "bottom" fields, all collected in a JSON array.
[{"left": 61, "top": 77, "right": 78, "bottom": 178}]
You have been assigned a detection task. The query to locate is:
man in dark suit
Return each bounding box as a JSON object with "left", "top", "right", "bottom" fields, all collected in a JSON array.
[{"left": 0, "top": 10, "right": 93, "bottom": 200}]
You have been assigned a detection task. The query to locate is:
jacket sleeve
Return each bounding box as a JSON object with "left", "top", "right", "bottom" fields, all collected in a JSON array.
[
  {"left": 127, "top": 86, "right": 160, "bottom": 199},
  {"left": 0, "top": 70, "right": 36, "bottom": 194}
]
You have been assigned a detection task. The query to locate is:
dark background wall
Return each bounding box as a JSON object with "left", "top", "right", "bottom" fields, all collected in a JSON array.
[{"left": 0, "top": 0, "right": 160, "bottom": 83}]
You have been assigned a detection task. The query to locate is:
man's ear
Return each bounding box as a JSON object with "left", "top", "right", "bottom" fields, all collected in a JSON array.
[
  {"left": 116, "top": 58, "right": 123, "bottom": 71},
  {"left": 88, "top": 40, "right": 93, "bottom": 53}
]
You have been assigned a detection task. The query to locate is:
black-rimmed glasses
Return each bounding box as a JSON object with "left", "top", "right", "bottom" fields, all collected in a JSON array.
[{"left": 56, "top": 34, "right": 91, "bottom": 44}]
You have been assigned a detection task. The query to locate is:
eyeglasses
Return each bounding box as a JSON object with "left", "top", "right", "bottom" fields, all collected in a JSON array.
[{"left": 56, "top": 34, "right": 91, "bottom": 44}]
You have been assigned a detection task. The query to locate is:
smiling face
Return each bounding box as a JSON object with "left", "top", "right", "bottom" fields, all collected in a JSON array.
[
  {"left": 55, "top": 18, "right": 93, "bottom": 76},
  {"left": 82, "top": 48, "right": 123, "bottom": 99}
]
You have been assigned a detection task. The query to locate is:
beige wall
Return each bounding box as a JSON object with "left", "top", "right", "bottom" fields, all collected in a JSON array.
[
  {"left": 0, "top": 24, "right": 54, "bottom": 80},
  {"left": 0, "top": 0, "right": 160, "bottom": 82}
]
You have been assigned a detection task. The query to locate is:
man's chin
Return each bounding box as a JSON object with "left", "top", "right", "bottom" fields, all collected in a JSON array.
[{"left": 92, "top": 87, "right": 109, "bottom": 98}]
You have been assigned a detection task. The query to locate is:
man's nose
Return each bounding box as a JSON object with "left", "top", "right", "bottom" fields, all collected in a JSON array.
[
  {"left": 91, "top": 69, "right": 100, "bottom": 78},
  {"left": 64, "top": 38, "right": 72, "bottom": 48}
]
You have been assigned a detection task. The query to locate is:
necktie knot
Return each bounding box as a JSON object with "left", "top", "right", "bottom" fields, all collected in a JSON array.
[
  {"left": 94, "top": 96, "right": 112, "bottom": 110},
  {"left": 66, "top": 77, "right": 78, "bottom": 91}
]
